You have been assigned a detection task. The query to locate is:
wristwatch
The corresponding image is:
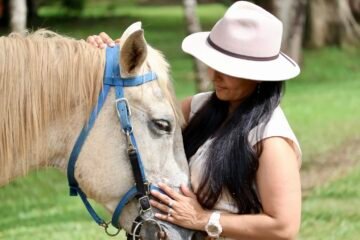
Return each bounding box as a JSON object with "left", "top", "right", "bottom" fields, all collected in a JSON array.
[{"left": 205, "top": 211, "right": 223, "bottom": 238}]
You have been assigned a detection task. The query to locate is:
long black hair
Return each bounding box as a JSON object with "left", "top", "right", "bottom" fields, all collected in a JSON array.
[{"left": 183, "top": 81, "right": 284, "bottom": 214}]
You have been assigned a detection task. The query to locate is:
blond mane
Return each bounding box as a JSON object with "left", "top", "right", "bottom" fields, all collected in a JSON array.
[{"left": 0, "top": 29, "right": 181, "bottom": 182}]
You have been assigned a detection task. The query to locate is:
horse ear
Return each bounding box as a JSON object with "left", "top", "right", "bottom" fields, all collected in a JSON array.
[
  {"left": 120, "top": 21, "right": 142, "bottom": 42},
  {"left": 120, "top": 29, "right": 147, "bottom": 77}
]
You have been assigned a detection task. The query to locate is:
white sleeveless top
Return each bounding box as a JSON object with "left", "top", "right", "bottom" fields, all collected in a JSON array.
[{"left": 188, "top": 92, "right": 302, "bottom": 216}]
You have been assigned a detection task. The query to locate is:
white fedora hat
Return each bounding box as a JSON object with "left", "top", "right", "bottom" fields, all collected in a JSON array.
[{"left": 182, "top": 1, "right": 300, "bottom": 81}]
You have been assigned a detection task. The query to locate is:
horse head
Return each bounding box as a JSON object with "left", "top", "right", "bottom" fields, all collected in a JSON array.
[
  {"left": 0, "top": 23, "right": 196, "bottom": 239},
  {"left": 70, "top": 22, "right": 196, "bottom": 239}
]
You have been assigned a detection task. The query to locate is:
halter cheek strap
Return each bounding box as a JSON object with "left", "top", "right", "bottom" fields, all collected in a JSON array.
[{"left": 67, "top": 45, "right": 163, "bottom": 236}]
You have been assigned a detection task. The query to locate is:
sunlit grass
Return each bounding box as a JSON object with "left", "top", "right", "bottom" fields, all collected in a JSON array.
[
  {"left": 0, "top": 169, "right": 121, "bottom": 240},
  {"left": 283, "top": 47, "right": 360, "bottom": 167}
]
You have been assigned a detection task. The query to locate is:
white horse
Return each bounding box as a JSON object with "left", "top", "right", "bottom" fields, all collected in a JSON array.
[{"left": 0, "top": 22, "right": 196, "bottom": 239}]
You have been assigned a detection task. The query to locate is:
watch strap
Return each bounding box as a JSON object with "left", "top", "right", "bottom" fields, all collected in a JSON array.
[{"left": 205, "top": 211, "right": 222, "bottom": 238}]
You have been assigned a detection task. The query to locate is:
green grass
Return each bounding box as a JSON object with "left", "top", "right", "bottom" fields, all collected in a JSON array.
[
  {"left": 0, "top": 169, "right": 120, "bottom": 240},
  {"left": 1, "top": 2, "right": 360, "bottom": 239},
  {"left": 282, "top": 47, "right": 360, "bottom": 168},
  {"left": 300, "top": 164, "right": 360, "bottom": 240}
]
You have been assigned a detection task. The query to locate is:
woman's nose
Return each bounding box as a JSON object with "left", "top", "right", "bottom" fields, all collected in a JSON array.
[{"left": 213, "top": 71, "right": 224, "bottom": 82}]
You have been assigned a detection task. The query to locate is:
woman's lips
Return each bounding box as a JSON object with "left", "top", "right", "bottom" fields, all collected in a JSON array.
[{"left": 215, "top": 85, "right": 227, "bottom": 91}]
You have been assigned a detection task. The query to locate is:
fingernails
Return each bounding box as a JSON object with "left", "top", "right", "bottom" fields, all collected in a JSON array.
[
  {"left": 109, "top": 42, "right": 115, "bottom": 47},
  {"left": 155, "top": 213, "right": 161, "bottom": 218}
]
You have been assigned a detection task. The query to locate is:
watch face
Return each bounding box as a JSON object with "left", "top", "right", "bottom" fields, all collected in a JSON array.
[
  {"left": 208, "top": 224, "right": 219, "bottom": 234},
  {"left": 206, "top": 212, "right": 222, "bottom": 238}
]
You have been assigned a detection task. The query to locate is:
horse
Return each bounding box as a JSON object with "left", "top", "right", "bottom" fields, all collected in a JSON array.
[{"left": 0, "top": 22, "right": 197, "bottom": 239}]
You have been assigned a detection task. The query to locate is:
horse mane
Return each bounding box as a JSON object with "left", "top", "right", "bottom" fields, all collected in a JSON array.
[{"left": 0, "top": 29, "right": 181, "bottom": 182}]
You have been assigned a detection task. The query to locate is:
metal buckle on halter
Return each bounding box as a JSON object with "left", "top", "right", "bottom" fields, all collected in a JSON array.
[
  {"left": 144, "top": 182, "right": 151, "bottom": 195},
  {"left": 139, "top": 182, "right": 154, "bottom": 220},
  {"left": 115, "top": 98, "right": 133, "bottom": 135},
  {"left": 115, "top": 97, "right": 132, "bottom": 116},
  {"left": 139, "top": 196, "right": 151, "bottom": 211}
]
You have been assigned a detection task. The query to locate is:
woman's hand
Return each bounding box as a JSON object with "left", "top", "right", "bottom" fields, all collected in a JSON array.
[
  {"left": 150, "top": 183, "right": 211, "bottom": 231},
  {"left": 86, "top": 32, "right": 120, "bottom": 49}
]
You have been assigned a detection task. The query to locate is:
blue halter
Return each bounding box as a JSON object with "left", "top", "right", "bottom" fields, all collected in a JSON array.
[{"left": 67, "top": 45, "right": 163, "bottom": 236}]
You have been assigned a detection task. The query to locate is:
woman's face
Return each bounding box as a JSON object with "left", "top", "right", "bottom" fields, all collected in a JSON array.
[{"left": 209, "top": 68, "right": 258, "bottom": 104}]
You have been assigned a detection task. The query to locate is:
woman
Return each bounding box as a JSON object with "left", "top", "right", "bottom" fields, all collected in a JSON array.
[{"left": 88, "top": 2, "right": 302, "bottom": 239}]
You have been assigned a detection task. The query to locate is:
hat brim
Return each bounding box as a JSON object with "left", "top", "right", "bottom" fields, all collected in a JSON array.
[{"left": 182, "top": 32, "right": 300, "bottom": 81}]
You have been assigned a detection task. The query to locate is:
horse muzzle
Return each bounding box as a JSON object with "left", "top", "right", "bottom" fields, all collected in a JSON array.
[{"left": 133, "top": 219, "right": 196, "bottom": 240}]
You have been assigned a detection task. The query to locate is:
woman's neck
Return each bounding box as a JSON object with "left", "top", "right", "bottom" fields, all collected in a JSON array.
[{"left": 228, "top": 100, "right": 243, "bottom": 114}]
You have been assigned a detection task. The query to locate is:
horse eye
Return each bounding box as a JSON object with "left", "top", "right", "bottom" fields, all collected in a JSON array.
[{"left": 152, "top": 119, "right": 172, "bottom": 133}]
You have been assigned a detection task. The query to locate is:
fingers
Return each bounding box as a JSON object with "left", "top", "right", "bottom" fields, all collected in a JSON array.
[
  {"left": 86, "top": 35, "right": 98, "bottom": 48},
  {"left": 156, "top": 182, "right": 182, "bottom": 201},
  {"left": 86, "top": 35, "right": 106, "bottom": 48},
  {"left": 94, "top": 35, "right": 107, "bottom": 48},
  {"left": 86, "top": 32, "right": 116, "bottom": 49},
  {"left": 180, "top": 184, "right": 197, "bottom": 198},
  {"left": 154, "top": 212, "right": 176, "bottom": 223},
  {"left": 99, "top": 32, "right": 115, "bottom": 47},
  {"left": 150, "top": 199, "right": 177, "bottom": 223},
  {"left": 151, "top": 188, "right": 177, "bottom": 207},
  {"left": 149, "top": 199, "right": 172, "bottom": 213}
]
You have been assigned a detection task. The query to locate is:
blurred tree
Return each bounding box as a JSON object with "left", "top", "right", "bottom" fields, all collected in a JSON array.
[
  {"left": 307, "top": 0, "right": 360, "bottom": 48},
  {"left": 223, "top": 0, "right": 360, "bottom": 61},
  {"left": 9, "top": 0, "right": 27, "bottom": 32},
  {"left": 1, "top": 0, "right": 85, "bottom": 29},
  {"left": 350, "top": 0, "right": 360, "bottom": 21},
  {"left": 254, "top": 0, "right": 307, "bottom": 63},
  {"left": 0, "top": 0, "right": 10, "bottom": 27},
  {"left": 183, "top": 0, "right": 211, "bottom": 92}
]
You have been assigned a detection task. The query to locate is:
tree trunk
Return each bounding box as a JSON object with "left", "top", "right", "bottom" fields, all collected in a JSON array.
[
  {"left": 349, "top": 0, "right": 360, "bottom": 22},
  {"left": 0, "top": 0, "right": 10, "bottom": 27},
  {"left": 10, "top": 0, "right": 27, "bottom": 32},
  {"left": 255, "top": 0, "right": 308, "bottom": 64},
  {"left": 339, "top": 0, "right": 360, "bottom": 46},
  {"left": 307, "top": 0, "right": 360, "bottom": 47},
  {"left": 182, "top": 0, "right": 211, "bottom": 92},
  {"left": 26, "top": 0, "right": 37, "bottom": 25}
]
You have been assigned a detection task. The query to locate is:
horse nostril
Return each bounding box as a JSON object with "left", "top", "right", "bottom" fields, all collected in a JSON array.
[{"left": 157, "top": 230, "right": 167, "bottom": 239}]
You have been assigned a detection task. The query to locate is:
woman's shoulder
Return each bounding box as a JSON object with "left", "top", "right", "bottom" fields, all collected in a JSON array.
[
  {"left": 189, "top": 91, "right": 213, "bottom": 119},
  {"left": 249, "top": 106, "right": 302, "bottom": 166}
]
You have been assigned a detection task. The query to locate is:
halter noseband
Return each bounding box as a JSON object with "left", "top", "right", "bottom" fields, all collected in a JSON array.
[{"left": 67, "top": 45, "right": 165, "bottom": 239}]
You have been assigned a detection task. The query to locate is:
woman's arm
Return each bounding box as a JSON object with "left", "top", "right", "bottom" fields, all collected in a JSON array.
[
  {"left": 151, "top": 136, "right": 301, "bottom": 240},
  {"left": 218, "top": 137, "right": 301, "bottom": 240}
]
